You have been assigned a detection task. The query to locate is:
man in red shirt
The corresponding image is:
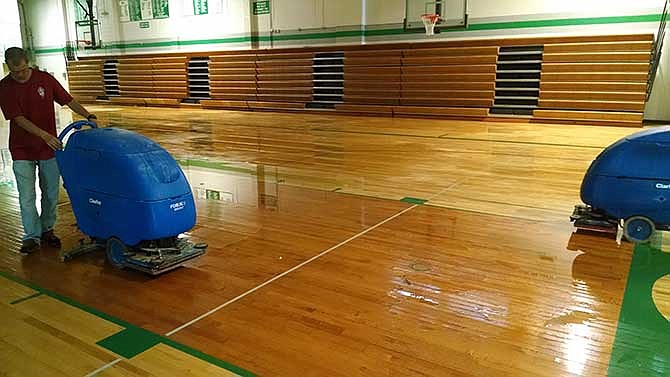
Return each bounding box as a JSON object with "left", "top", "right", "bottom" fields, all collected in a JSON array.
[{"left": 0, "top": 47, "right": 97, "bottom": 254}]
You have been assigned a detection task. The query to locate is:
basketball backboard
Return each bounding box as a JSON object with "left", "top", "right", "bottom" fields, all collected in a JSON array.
[{"left": 404, "top": 0, "right": 468, "bottom": 32}]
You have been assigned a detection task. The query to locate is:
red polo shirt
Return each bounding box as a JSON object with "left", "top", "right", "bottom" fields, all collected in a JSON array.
[{"left": 0, "top": 69, "right": 73, "bottom": 160}]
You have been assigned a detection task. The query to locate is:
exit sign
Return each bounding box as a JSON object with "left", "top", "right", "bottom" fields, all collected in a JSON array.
[
  {"left": 253, "top": 1, "right": 270, "bottom": 15},
  {"left": 139, "top": 21, "right": 150, "bottom": 28}
]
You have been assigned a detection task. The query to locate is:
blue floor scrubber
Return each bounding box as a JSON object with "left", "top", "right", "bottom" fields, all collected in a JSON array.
[
  {"left": 571, "top": 126, "right": 670, "bottom": 243},
  {"left": 55, "top": 120, "right": 206, "bottom": 274}
]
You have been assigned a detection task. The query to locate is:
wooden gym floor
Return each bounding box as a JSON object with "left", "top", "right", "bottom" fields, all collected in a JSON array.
[{"left": 1, "top": 105, "right": 669, "bottom": 376}]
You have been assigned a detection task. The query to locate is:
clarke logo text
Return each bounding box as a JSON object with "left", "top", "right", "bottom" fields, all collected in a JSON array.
[{"left": 170, "top": 201, "right": 186, "bottom": 211}]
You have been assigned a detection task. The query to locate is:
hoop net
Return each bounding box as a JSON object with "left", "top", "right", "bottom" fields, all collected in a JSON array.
[{"left": 421, "top": 14, "right": 439, "bottom": 36}]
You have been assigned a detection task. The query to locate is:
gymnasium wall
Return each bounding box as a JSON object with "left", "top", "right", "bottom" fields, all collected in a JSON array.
[
  {"left": 17, "top": 0, "right": 70, "bottom": 90},
  {"left": 49, "top": 0, "right": 665, "bottom": 50},
  {"left": 647, "top": 30, "right": 670, "bottom": 120},
  {"left": 20, "top": 0, "right": 670, "bottom": 120},
  {"left": 0, "top": 0, "right": 21, "bottom": 55},
  {"left": 0, "top": 0, "right": 22, "bottom": 123}
]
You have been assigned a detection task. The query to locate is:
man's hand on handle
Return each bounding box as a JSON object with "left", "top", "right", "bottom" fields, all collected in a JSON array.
[
  {"left": 14, "top": 115, "right": 63, "bottom": 150},
  {"left": 41, "top": 132, "right": 63, "bottom": 151},
  {"left": 86, "top": 113, "right": 98, "bottom": 126}
]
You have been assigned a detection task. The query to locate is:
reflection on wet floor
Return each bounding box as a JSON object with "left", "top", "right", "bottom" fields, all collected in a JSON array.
[
  {"left": 180, "top": 159, "right": 280, "bottom": 210},
  {"left": 0, "top": 154, "right": 279, "bottom": 210},
  {"left": 9, "top": 105, "right": 670, "bottom": 376}
]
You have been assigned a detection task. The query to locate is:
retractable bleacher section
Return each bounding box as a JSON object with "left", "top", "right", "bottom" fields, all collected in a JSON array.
[
  {"left": 66, "top": 59, "right": 105, "bottom": 103},
  {"left": 67, "top": 33, "right": 653, "bottom": 127}
]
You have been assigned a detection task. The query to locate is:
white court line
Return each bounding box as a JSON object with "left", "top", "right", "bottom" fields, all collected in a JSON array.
[
  {"left": 84, "top": 358, "right": 122, "bottom": 377},
  {"left": 426, "top": 180, "right": 464, "bottom": 201},
  {"left": 165, "top": 203, "right": 419, "bottom": 337}
]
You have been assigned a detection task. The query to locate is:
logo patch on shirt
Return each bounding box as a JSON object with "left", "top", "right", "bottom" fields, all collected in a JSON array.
[{"left": 37, "top": 86, "right": 45, "bottom": 98}]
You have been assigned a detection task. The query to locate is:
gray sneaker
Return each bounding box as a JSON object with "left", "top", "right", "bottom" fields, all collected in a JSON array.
[
  {"left": 41, "top": 230, "right": 61, "bottom": 249},
  {"left": 20, "top": 239, "right": 40, "bottom": 255}
]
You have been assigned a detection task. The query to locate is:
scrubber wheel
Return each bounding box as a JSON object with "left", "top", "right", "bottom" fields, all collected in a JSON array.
[
  {"left": 623, "top": 216, "right": 655, "bottom": 243},
  {"left": 106, "top": 237, "right": 128, "bottom": 268}
]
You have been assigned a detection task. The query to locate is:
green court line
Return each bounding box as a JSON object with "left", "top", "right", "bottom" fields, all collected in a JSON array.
[
  {"left": 608, "top": 242, "right": 670, "bottom": 376},
  {"left": 9, "top": 292, "right": 42, "bottom": 305},
  {"left": 97, "top": 327, "right": 162, "bottom": 359},
  {"left": 0, "top": 270, "right": 255, "bottom": 377},
  {"left": 34, "top": 13, "right": 661, "bottom": 55},
  {"left": 401, "top": 197, "right": 428, "bottom": 205}
]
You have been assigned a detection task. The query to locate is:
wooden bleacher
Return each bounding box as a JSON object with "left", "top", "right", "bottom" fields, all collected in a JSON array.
[
  {"left": 252, "top": 52, "right": 314, "bottom": 111},
  {"left": 339, "top": 49, "right": 401, "bottom": 115},
  {"left": 398, "top": 46, "right": 496, "bottom": 117},
  {"left": 202, "top": 52, "right": 256, "bottom": 110},
  {"left": 113, "top": 56, "right": 187, "bottom": 106},
  {"left": 534, "top": 36, "right": 652, "bottom": 126},
  {"left": 148, "top": 56, "right": 187, "bottom": 106},
  {"left": 335, "top": 46, "right": 496, "bottom": 118},
  {"left": 66, "top": 59, "right": 105, "bottom": 103},
  {"left": 67, "top": 33, "right": 655, "bottom": 126}
]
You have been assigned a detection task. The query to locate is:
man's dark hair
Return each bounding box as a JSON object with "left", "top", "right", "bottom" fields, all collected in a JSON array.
[{"left": 5, "top": 47, "right": 28, "bottom": 65}]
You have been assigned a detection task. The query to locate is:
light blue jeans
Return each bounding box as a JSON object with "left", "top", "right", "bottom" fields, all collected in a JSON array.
[{"left": 13, "top": 158, "right": 60, "bottom": 241}]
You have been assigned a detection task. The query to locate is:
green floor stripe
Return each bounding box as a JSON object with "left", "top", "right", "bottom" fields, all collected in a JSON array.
[
  {"left": 97, "top": 327, "right": 162, "bottom": 359},
  {"left": 608, "top": 243, "right": 670, "bottom": 376},
  {"left": 0, "top": 270, "right": 255, "bottom": 377},
  {"left": 401, "top": 197, "right": 428, "bottom": 205},
  {"left": 9, "top": 292, "right": 42, "bottom": 305}
]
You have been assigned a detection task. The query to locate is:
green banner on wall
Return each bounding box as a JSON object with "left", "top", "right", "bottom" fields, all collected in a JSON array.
[
  {"left": 128, "top": 0, "right": 142, "bottom": 21},
  {"left": 122, "top": 0, "right": 168, "bottom": 22},
  {"left": 252, "top": 1, "right": 270, "bottom": 15},
  {"left": 140, "top": 0, "right": 154, "bottom": 19},
  {"left": 194, "top": 0, "right": 208, "bottom": 15},
  {"left": 152, "top": 0, "right": 169, "bottom": 19},
  {"left": 119, "top": 0, "right": 130, "bottom": 22}
]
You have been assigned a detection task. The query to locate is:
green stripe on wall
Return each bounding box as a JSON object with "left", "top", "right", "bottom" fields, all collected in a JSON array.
[
  {"left": 465, "top": 14, "right": 662, "bottom": 31},
  {"left": 108, "top": 36, "right": 250, "bottom": 49},
  {"left": 34, "top": 13, "right": 662, "bottom": 55},
  {"left": 35, "top": 47, "right": 66, "bottom": 54}
]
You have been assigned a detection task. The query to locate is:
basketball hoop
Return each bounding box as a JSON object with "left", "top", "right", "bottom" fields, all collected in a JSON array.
[{"left": 421, "top": 13, "right": 440, "bottom": 36}]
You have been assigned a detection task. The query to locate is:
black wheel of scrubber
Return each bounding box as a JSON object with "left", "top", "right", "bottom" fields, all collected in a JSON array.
[
  {"left": 623, "top": 216, "right": 655, "bottom": 243},
  {"left": 106, "top": 237, "right": 127, "bottom": 269}
]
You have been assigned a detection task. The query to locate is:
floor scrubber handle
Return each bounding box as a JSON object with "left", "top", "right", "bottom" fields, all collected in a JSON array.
[{"left": 58, "top": 120, "right": 98, "bottom": 142}]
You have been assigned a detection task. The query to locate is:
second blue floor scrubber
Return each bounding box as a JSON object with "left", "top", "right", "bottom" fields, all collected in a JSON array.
[{"left": 571, "top": 126, "right": 670, "bottom": 243}]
